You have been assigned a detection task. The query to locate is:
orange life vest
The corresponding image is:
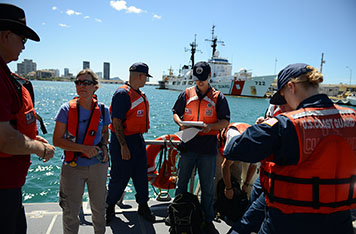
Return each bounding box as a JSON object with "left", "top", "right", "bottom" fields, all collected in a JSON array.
[
  {"left": 182, "top": 86, "right": 220, "bottom": 135},
  {"left": 109, "top": 84, "right": 149, "bottom": 135},
  {"left": 218, "top": 122, "right": 251, "bottom": 156},
  {"left": 0, "top": 75, "right": 37, "bottom": 157},
  {"left": 260, "top": 105, "right": 356, "bottom": 214},
  {"left": 64, "top": 97, "right": 101, "bottom": 163}
]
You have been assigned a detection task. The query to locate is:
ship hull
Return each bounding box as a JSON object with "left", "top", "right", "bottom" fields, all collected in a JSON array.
[{"left": 166, "top": 75, "right": 275, "bottom": 98}]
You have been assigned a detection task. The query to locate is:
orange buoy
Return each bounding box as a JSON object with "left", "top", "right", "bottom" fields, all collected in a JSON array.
[{"left": 146, "top": 134, "right": 180, "bottom": 190}]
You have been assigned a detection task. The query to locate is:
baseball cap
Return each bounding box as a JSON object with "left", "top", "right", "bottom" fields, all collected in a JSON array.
[
  {"left": 270, "top": 63, "right": 313, "bottom": 105},
  {"left": 129, "top": 62, "right": 152, "bottom": 77},
  {"left": 192, "top": 61, "right": 211, "bottom": 81}
]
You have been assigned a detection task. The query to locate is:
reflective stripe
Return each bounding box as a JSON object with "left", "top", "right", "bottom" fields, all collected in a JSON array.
[
  {"left": 131, "top": 96, "right": 144, "bottom": 110},
  {"left": 147, "top": 166, "right": 156, "bottom": 173},
  {"left": 291, "top": 109, "right": 355, "bottom": 119},
  {"left": 186, "top": 95, "right": 198, "bottom": 106},
  {"left": 203, "top": 96, "right": 216, "bottom": 107},
  {"left": 147, "top": 173, "right": 157, "bottom": 178}
]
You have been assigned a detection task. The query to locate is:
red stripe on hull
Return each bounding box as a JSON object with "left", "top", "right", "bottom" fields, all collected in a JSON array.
[{"left": 230, "top": 81, "right": 245, "bottom": 95}]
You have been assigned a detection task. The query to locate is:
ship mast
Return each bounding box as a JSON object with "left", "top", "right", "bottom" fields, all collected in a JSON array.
[
  {"left": 205, "top": 25, "right": 224, "bottom": 59},
  {"left": 185, "top": 34, "right": 201, "bottom": 68}
]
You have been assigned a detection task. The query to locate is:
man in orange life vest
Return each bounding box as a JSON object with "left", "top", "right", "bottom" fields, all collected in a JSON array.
[
  {"left": 172, "top": 61, "right": 230, "bottom": 234},
  {"left": 0, "top": 4, "right": 55, "bottom": 233},
  {"left": 106, "top": 62, "right": 155, "bottom": 224},
  {"left": 216, "top": 122, "right": 257, "bottom": 200},
  {"left": 225, "top": 63, "right": 356, "bottom": 234}
]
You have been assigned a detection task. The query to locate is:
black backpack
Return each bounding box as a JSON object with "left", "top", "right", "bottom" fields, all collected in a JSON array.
[
  {"left": 214, "top": 177, "right": 249, "bottom": 222},
  {"left": 166, "top": 192, "right": 204, "bottom": 234}
]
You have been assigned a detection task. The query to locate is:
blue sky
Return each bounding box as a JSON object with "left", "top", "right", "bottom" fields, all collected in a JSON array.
[{"left": 4, "top": 0, "right": 356, "bottom": 84}]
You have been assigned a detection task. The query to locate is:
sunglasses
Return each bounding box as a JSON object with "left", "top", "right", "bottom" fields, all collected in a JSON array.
[
  {"left": 22, "top": 38, "right": 27, "bottom": 45},
  {"left": 74, "top": 80, "right": 96, "bottom": 86}
]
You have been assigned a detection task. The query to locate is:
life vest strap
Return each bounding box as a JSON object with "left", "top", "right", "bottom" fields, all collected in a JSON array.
[{"left": 264, "top": 171, "right": 356, "bottom": 209}]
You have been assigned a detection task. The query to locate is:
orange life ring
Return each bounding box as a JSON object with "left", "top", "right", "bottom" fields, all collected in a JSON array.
[{"left": 146, "top": 134, "right": 180, "bottom": 190}]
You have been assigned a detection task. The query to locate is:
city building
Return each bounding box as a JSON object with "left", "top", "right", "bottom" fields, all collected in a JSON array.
[
  {"left": 36, "top": 70, "right": 54, "bottom": 79},
  {"left": 104, "top": 62, "right": 110, "bottom": 80},
  {"left": 48, "top": 69, "right": 60, "bottom": 77},
  {"left": 64, "top": 68, "right": 69, "bottom": 77},
  {"left": 96, "top": 72, "right": 103, "bottom": 79},
  {"left": 17, "top": 59, "right": 36, "bottom": 76},
  {"left": 83, "top": 61, "right": 90, "bottom": 69}
]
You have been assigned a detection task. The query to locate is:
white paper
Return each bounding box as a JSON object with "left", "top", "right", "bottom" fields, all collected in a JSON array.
[
  {"left": 180, "top": 121, "right": 205, "bottom": 128},
  {"left": 175, "top": 127, "right": 201, "bottom": 143}
]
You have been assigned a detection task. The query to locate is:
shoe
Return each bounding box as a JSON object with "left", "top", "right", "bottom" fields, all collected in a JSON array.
[
  {"left": 138, "top": 203, "right": 156, "bottom": 222},
  {"left": 106, "top": 204, "right": 115, "bottom": 225},
  {"left": 204, "top": 222, "right": 219, "bottom": 234}
]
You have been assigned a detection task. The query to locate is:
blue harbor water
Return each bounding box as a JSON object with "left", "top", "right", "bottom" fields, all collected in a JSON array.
[{"left": 26, "top": 80, "right": 353, "bottom": 203}]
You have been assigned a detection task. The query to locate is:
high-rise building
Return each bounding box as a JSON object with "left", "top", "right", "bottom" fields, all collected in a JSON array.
[
  {"left": 64, "top": 68, "right": 69, "bottom": 77},
  {"left": 83, "top": 61, "right": 90, "bottom": 69},
  {"left": 104, "top": 62, "right": 110, "bottom": 80},
  {"left": 17, "top": 59, "right": 36, "bottom": 76}
]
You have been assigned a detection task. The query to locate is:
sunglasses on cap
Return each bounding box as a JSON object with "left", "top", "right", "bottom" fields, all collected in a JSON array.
[{"left": 74, "top": 80, "right": 96, "bottom": 86}]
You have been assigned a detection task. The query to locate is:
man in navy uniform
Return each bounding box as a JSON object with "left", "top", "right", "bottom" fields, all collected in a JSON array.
[{"left": 172, "top": 61, "right": 230, "bottom": 234}]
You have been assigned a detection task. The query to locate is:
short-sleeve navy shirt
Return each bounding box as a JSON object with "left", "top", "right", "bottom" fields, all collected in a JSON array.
[
  {"left": 110, "top": 82, "right": 145, "bottom": 144},
  {"left": 172, "top": 86, "right": 230, "bottom": 155}
]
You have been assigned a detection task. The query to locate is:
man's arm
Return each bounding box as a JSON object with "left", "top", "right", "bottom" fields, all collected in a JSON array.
[
  {"left": 221, "top": 158, "right": 234, "bottom": 199},
  {"left": 0, "top": 121, "right": 54, "bottom": 162},
  {"left": 112, "top": 117, "right": 131, "bottom": 160},
  {"left": 201, "top": 119, "right": 229, "bottom": 134},
  {"left": 100, "top": 125, "right": 109, "bottom": 162},
  {"left": 242, "top": 163, "right": 258, "bottom": 193}
]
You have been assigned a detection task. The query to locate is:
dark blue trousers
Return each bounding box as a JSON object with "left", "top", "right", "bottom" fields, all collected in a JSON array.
[
  {"left": 232, "top": 177, "right": 265, "bottom": 233},
  {"left": 106, "top": 133, "right": 149, "bottom": 206},
  {"left": 0, "top": 188, "right": 27, "bottom": 234}
]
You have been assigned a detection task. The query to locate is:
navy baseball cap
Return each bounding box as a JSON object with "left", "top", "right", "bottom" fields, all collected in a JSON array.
[
  {"left": 129, "top": 62, "right": 152, "bottom": 77},
  {"left": 270, "top": 63, "right": 314, "bottom": 105},
  {"left": 192, "top": 61, "right": 211, "bottom": 81}
]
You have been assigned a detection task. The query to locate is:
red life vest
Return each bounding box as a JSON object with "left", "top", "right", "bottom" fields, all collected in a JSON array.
[
  {"left": 0, "top": 75, "right": 37, "bottom": 156},
  {"left": 64, "top": 97, "right": 101, "bottom": 163},
  {"left": 260, "top": 105, "right": 356, "bottom": 214},
  {"left": 182, "top": 86, "right": 220, "bottom": 135},
  {"left": 109, "top": 84, "right": 149, "bottom": 135},
  {"left": 218, "top": 122, "right": 251, "bottom": 156},
  {"left": 0, "top": 72, "right": 36, "bottom": 188}
]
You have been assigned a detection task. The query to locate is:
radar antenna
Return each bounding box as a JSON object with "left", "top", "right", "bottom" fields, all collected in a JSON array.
[
  {"left": 205, "top": 25, "right": 224, "bottom": 59},
  {"left": 185, "top": 34, "right": 202, "bottom": 68}
]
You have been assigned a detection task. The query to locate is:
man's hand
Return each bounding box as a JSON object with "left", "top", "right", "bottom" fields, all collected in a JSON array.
[
  {"left": 121, "top": 144, "right": 131, "bottom": 160},
  {"left": 224, "top": 187, "right": 234, "bottom": 200},
  {"left": 40, "top": 142, "right": 55, "bottom": 162}
]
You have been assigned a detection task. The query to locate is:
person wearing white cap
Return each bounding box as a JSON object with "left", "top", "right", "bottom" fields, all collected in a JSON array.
[{"left": 0, "top": 3, "right": 55, "bottom": 233}]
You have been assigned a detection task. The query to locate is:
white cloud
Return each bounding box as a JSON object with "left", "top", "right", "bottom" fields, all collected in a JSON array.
[
  {"left": 66, "top": 9, "right": 82, "bottom": 16},
  {"left": 59, "top": 23, "right": 69, "bottom": 28},
  {"left": 52, "top": 6, "right": 57, "bottom": 11},
  {"left": 110, "top": 0, "right": 144, "bottom": 14},
  {"left": 84, "top": 16, "right": 90, "bottom": 19},
  {"left": 95, "top": 18, "right": 102, "bottom": 23},
  {"left": 110, "top": 0, "right": 127, "bottom": 11},
  {"left": 153, "top": 14, "right": 161, "bottom": 19},
  {"left": 42, "top": 22, "right": 46, "bottom": 25},
  {"left": 127, "top": 6, "right": 143, "bottom": 14}
]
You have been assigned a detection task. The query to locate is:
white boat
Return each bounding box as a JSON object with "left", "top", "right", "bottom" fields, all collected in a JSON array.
[
  {"left": 346, "top": 94, "right": 356, "bottom": 106},
  {"left": 162, "top": 26, "right": 275, "bottom": 98}
]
